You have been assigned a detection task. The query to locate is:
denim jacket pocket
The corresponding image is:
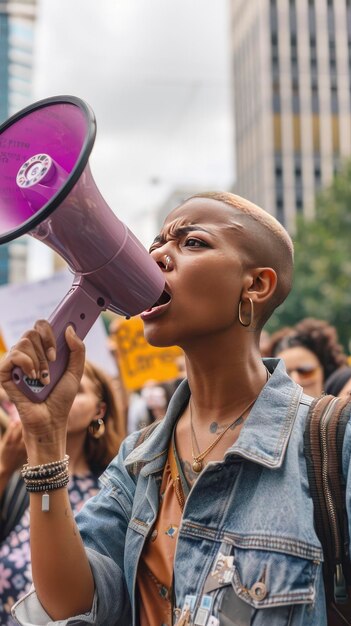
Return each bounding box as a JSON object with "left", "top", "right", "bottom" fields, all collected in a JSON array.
[
  {"left": 230, "top": 543, "right": 320, "bottom": 609},
  {"left": 203, "top": 539, "right": 322, "bottom": 626}
]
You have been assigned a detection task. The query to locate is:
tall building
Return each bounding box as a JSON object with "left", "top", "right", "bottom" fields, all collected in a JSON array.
[
  {"left": 231, "top": 0, "right": 351, "bottom": 232},
  {"left": 0, "top": 0, "right": 37, "bottom": 283},
  {"left": 0, "top": 0, "right": 37, "bottom": 121}
]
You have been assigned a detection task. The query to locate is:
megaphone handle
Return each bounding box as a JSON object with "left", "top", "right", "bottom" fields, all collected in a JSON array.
[{"left": 12, "top": 277, "right": 109, "bottom": 403}]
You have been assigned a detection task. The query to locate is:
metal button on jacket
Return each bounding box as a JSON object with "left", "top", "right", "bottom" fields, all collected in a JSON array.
[{"left": 249, "top": 582, "right": 267, "bottom": 601}]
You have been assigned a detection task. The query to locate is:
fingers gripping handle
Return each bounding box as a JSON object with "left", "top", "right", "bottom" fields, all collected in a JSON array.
[{"left": 12, "top": 277, "right": 110, "bottom": 403}]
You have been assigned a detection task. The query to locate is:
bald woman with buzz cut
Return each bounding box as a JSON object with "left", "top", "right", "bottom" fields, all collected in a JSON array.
[{"left": 1, "top": 191, "right": 347, "bottom": 626}]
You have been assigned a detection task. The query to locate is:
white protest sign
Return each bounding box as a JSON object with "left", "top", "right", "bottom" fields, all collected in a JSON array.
[{"left": 0, "top": 270, "right": 117, "bottom": 376}]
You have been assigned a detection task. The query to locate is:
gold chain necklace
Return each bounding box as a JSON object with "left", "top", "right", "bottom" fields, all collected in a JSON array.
[
  {"left": 190, "top": 366, "right": 271, "bottom": 473},
  {"left": 189, "top": 397, "right": 256, "bottom": 473}
]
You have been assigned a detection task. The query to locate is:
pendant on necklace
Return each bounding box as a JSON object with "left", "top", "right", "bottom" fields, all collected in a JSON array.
[{"left": 192, "top": 458, "right": 203, "bottom": 473}]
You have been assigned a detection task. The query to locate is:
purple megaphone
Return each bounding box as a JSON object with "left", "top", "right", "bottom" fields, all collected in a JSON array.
[{"left": 0, "top": 95, "right": 165, "bottom": 402}]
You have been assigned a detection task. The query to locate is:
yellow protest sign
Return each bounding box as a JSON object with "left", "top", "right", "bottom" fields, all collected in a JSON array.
[
  {"left": 0, "top": 330, "right": 7, "bottom": 356},
  {"left": 111, "top": 316, "right": 183, "bottom": 391}
]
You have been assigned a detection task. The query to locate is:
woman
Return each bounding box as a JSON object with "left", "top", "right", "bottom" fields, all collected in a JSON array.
[
  {"left": 0, "top": 192, "right": 349, "bottom": 625},
  {"left": 325, "top": 365, "right": 351, "bottom": 398},
  {"left": 272, "top": 318, "right": 348, "bottom": 397},
  {"left": 0, "top": 359, "right": 125, "bottom": 625}
]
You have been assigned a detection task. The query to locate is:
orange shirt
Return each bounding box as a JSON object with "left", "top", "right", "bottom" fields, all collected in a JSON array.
[{"left": 138, "top": 454, "right": 183, "bottom": 626}]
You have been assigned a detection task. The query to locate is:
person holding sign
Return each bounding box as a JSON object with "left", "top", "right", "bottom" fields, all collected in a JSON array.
[{"left": 1, "top": 192, "right": 348, "bottom": 625}]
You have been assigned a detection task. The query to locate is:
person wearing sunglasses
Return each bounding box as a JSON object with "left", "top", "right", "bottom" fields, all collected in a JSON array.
[{"left": 272, "top": 318, "right": 348, "bottom": 397}]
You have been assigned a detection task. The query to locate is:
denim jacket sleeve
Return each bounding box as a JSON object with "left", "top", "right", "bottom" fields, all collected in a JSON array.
[
  {"left": 11, "top": 549, "right": 130, "bottom": 626},
  {"left": 11, "top": 432, "right": 140, "bottom": 626}
]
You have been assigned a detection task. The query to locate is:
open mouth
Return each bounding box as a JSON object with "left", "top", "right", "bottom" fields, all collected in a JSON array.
[
  {"left": 152, "top": 289, "right": 171, "bottom": 308},
  {"left": 141, "top": 288, "right": 172, "bottom": 318}
]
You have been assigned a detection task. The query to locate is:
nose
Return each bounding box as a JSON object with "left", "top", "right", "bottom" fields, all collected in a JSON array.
[{"left": 151, "top": 248, "right": 174, "bottom": 272}]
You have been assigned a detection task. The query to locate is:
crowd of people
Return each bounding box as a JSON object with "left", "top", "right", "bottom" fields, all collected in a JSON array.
[{"left": 0, "top": 191, "right": 350, "bottom": 625}]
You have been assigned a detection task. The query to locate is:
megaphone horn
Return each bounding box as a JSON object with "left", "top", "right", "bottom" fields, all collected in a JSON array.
[{"left": 0, "top": 96, "right": 165, "bottom": 402}]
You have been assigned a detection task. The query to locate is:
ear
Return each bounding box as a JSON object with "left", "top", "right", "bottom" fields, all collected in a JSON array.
[
  {"left": 242, "top": 267, "right": 278, "bottom": 305},
  {"left": 96, "top": 401, "right": 107, "bottom": 420}
]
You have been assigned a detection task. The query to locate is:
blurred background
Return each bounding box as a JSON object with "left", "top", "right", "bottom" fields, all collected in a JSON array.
[{"left": 1, "top": 0, "right": 351, "bottom": 352}]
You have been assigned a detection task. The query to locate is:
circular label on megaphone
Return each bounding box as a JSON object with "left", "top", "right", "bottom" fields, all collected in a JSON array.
[{"left": 16, "top": 154, "right": 53, "bottom": 188}]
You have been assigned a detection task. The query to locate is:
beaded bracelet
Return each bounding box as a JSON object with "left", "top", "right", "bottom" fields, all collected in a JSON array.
[
  {"left": 23, "top": 468, "right": 69, "bottom": 489},
  {"left": 25, "top": 476, "right": 69, "bottom": 493},
  {"left": 21, "top": 455, "right": 70, "bottom": 512},
  {"left": 22, "top": 455, "right": 69, "bottom": 480}
]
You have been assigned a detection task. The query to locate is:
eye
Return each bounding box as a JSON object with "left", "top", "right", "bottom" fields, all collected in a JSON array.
[{"left": 184, "top": 237, "right": 209, "bottom": 248}]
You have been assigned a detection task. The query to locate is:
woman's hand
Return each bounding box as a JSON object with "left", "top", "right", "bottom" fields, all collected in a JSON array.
[{"left": 0, "top": 321, "right": 85, "bottom": 463}]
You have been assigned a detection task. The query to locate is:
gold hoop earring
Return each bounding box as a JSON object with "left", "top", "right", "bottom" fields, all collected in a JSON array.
[
  {"left": 238, "top": 298, "right": 254, "bottom": 328},
  {"left": 88, "top": 418, "right": 105, "bottom": 439}
]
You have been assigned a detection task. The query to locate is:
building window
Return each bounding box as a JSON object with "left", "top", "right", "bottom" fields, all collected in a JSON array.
[
  {"left": 310, "top": 38, "right": 317, "bottom": 63},
  {"left": 274, "top": 156, "right": 284, "bottom": 217},
  {"left": 296, "top": 198, "right": 303, "bottom": 212},
  {"left": 272, "top": 77, "right": 281, "bottom": 112},
  {"left": 293, "top": 115, "right": 301, "bottom": 151},
  {"left": 292, "top": 82, "right": 300, "bottom": 114},
  {"left": 273, "top": 113, "right": 282, "bottom": 151},
  {"left": 276, "top": 197, "right": 285, "bottom": 225},
  {"left": 314, "top": 156, "right": 322, "bottom": 189},
  {"left": 332, "top": 115, "right": 340, "bottom": 154},
  {"left": 311, "top": 84, "right": 319, "bottom": 113},
  {"left": 331, "top": 85, "right": 339, "bottom": 114},
  {"left": 329, "top": 43, "right": 337, "bottom": 73},
  {"left": 312, "top": 114, "right": 320, "bottom": 152}
]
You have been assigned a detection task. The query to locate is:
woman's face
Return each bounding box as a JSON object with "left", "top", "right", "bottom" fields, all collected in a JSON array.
[
  {"left": 67, "top": 373, "right": 103, "bottom": 435},
  {"left": 277, "top": 345, "right": 324, "bottom": 397},
  {"left": 141, "top": 198, "right": 248, "bottom": 348}
]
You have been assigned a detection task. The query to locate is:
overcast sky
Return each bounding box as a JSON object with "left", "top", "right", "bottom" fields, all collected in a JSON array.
[{"left": 29, "top": 0, "right": 234, "bottom": 277}]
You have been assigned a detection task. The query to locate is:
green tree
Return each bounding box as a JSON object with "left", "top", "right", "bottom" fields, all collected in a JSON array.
[{"left": 266, "top": 159, "right": 351, "bottom": 351}]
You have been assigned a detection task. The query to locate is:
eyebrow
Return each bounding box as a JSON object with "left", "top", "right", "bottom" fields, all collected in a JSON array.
[{"left": 150, "top": 225, "right": 213, "bottom": 247}]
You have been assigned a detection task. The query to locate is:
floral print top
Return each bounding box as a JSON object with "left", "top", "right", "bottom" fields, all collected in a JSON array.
[{"left": 0, "top": 473, "right": 100, "bottom": 625}]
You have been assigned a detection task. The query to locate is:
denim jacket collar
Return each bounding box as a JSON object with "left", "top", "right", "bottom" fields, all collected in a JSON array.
[{"left": 124, "top": 358, "right": 305, "bottom": 476}]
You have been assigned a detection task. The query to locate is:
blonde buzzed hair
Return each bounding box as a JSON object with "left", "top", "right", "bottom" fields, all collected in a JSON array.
[
  {"left": 189, "top": 191, "right": 294, "bottom": 326},
  {"left": 191, "top": 191, "right": 294, "bottom": 258}
]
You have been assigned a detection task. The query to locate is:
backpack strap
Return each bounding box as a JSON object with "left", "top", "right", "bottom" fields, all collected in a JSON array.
[
  {"left": 304, "top": 393, "right": 351, "bottom": 624},
  {"left": 305, "top": 396, "right": 336, "bottom": 570}
]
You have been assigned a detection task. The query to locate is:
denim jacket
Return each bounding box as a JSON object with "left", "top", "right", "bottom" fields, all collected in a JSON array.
[{"left": 12, "top": 358, "right": 351, "bottom": 626}]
